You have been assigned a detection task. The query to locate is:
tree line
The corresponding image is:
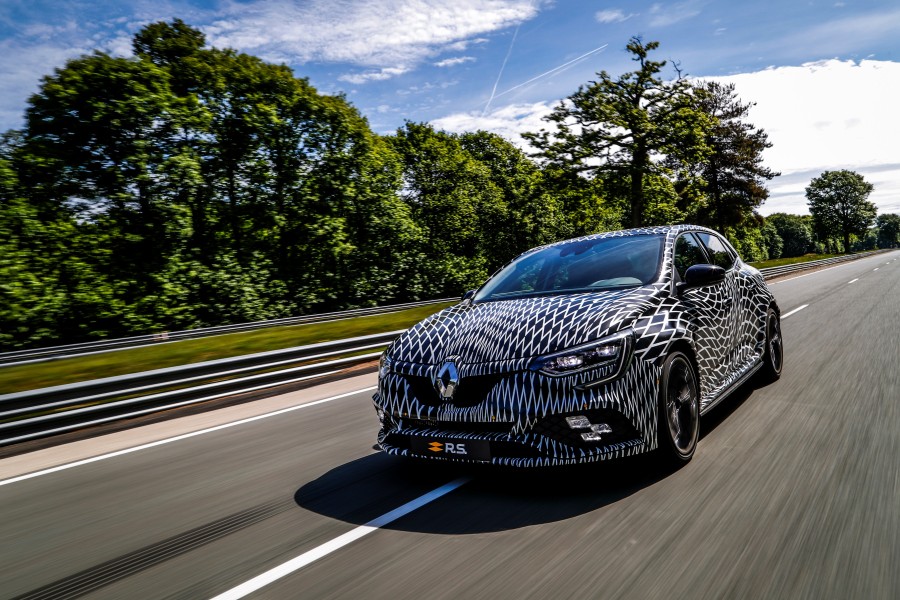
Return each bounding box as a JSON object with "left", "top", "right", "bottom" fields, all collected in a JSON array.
[{"left": 0, "top": 23, "right": 896, "bottom": 350}]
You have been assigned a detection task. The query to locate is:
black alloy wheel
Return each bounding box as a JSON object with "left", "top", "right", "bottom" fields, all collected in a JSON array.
[
  {"left": 657, "top": 351, "right": 700, "bottom": 464},
  {"left": 759, "top": 307, "right": 783, "bottom": 383}
]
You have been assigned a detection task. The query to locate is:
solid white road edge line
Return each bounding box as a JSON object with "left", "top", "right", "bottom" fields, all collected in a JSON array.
[
  {"left": 781, "top": 305, "right": 808, "bottom": 319},
  {"left": 849, "top": 279, "right": 859, "bottom": 284},
  {"left": 0, "top": 386, "right": 377, "bottom": 488},
  {"left": 209, "top": 478, "right": 470, "bottom": 600}
]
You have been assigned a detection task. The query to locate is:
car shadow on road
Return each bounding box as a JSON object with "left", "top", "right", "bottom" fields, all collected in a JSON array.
[
  {"left": 700, "top": 374, "right": 767, "bottom": 439},
  {"left": 295, "top": 449, "right": 680, "bottom": 535},
  {"left": 295, "top": 378, "right": 766, "bottom": 535}
]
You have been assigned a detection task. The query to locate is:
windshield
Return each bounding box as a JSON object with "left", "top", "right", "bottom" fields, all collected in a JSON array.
[{"left": 474, "top": 234, "right": 664, "bottom": 302}]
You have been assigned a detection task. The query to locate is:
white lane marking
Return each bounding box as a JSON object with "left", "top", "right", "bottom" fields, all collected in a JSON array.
[
  {"left": 781, "top": 305, "right": 808, "bottom": 319},
  {"left": 0, "top": 386, "right": 377, "bottom": 488},
  {"left": 873, "top": 267, "right": 879, "bottom": 271},
  {"left": 209, "top": 478, "right": 470, "bottom": 600},
  {"left": 848, "top": 278, "right": 859, "bottom": 284}
]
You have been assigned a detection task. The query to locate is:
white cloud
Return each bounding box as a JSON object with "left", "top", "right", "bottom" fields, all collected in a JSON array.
[
  {"left": 206, "top": 0, "right": 544, "bottom": 68},
  {"left": 339, "top": 66, "right": 410, "bottom": 84},
  {"left": 707, "top": 59, "right": 900, "bottom": 214},
  {"left": 648, "top": 1, "right": 704, "bottom": 27},
  {"left": 0, "top": 39, "right": 91, "bottom": 129},
  {"left": 595, "top": 9, "right": 635, "bottom": 24},
  {"left": 432, "top": 59, "right": 900, "bottom": 215},
  {"left": 446, "top": 37, "right": 489, "bottom": 51},
  {"left": 434, "top": 56, "right": 475, "bottom": 67},
  {"left": 432, "top": 101, "right": 555, "bottom": 146}
]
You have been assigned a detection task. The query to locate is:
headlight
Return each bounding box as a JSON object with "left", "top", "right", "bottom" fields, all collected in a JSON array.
[
  {"left": 530, "top": 330, "right": 633, "bottom": 385},
  {"left": 378, "top": 350, "right": 393, "bottom": 379}
]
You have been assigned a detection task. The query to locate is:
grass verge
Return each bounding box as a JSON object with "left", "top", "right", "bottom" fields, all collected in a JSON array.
[
  {"left": 0, "top": 301, "right": 456, "bottom": 395},
  {"left": 748, "top": 253, "right": 845, "bottom": 270}
]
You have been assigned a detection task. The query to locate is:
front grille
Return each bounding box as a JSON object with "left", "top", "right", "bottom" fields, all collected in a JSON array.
[
  {"left": 403, "top": 373, "right": 507, "bottom": 408},
  {"left": 403, "top": 418, "right": 514, "bottom": 435},
  {"left": 530, "top": 409, "right": 640, "bottom": 448}
]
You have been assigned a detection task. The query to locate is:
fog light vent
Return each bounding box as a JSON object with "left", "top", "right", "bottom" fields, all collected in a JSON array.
[
  {"left": 580, "top": 423, "right": 612, "bottom": 442},
  {"left": 565, "top": 415, "right": 591, "bottom": 429}
]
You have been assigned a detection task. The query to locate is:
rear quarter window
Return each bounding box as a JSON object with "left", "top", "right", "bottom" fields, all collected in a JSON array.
[{"left": 696, "top": 232, "right": 736, "bottom": 270}]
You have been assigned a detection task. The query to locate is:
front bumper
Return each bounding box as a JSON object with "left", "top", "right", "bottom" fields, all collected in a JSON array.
[{"left": 374, "top": 357, "right": 661, "bottom": 467}]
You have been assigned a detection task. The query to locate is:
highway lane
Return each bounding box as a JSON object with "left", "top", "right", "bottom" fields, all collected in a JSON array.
[{"left": 0, "top": 250, "right": 897, "bottom": 599}]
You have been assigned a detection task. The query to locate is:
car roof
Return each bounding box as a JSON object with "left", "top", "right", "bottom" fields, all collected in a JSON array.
[{"left": 533, "top": 224, "right": 719, "bottom": 253}]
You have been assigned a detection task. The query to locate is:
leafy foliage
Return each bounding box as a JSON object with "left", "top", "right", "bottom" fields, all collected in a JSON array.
[
  {"left": 0, "top": 28, "right": 869, "bottom": 350},
  {"left": 806, "top": 170, "right": 877, "bottom": 253},
  {"left": 524, "top": 37, "right": 711, "bottom": 228},
  {"left": 692, "top": 81, "right": 778, "bottom": 230},
  {"left": 767, "top": 213, "right": 814, "bottom": 258},
  {"left": 876, "top": 213, "right": 900, "bottom": 248}
]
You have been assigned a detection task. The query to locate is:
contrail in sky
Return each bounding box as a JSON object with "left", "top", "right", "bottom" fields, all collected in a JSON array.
[
  {"left": 482, "top": 25, "right": 520, "bottom": 116},
  {"left": 488, "top": 43, "right": 609, "bottom": 105}
]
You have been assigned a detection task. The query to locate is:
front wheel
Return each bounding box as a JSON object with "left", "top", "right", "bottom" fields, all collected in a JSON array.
[
  {"left": 758, "top": 307, "right": 783, "bottom": 383},
  {"left": 657, "top": 351, "right": 700, "bottom": 465}
]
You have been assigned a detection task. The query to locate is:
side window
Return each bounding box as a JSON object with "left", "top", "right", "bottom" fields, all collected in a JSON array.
[
  {"left": 673, "top": 234, "right": 708, "bottom": 281},
  {"left": 696, "top": 232, "right": 736, "bottom": 270}
]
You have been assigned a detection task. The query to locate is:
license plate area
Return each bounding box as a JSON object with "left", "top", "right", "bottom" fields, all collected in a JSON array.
[{"left": 410, "top": 437, "right": 491, "bottom": 461}]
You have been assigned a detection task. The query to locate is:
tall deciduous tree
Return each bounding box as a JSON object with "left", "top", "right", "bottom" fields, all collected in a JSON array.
[
  {"left": 693, "top": 81, "right": 778, "bottom": 230},
  {"left": 806, "top": 170, "right": 876, "bottom": 253},
  {"left": 524, "top": 37, "right": 710, "bottom": 227},
  {"left": 767, "top": 213, "right": 813, "bottom": 258},
  {"left": 876, "top": 213, "right": 900, "bottom": 248}
]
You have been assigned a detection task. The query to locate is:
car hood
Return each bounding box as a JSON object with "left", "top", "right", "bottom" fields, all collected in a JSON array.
[{"left": 390, "top": 286, "right": 665, "bottom": 365}]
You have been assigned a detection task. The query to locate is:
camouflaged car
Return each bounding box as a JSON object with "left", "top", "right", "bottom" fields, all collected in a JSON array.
[{"left": 373, "top": 225, "right": 782, "bottom": 466}]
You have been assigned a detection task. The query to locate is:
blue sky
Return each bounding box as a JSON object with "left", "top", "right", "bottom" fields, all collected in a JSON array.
[{"left": 2, "top": 1, "right": 899, "bottom": 214}]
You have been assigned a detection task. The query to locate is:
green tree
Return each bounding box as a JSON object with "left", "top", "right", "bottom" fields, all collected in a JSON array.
[
  {"left": 876, "top": 213, "right": 900, "bottom": 248},
  {"left": 767, "top": 213, "right": 813, "bottom": 258},
  {"left": 806, "top": 170, "right": 876, "bottom": 253},
  {"left": 388, "top": 122, "right": 497, "bottom": 294},
  {"left": 2, "top": 19, "right": 441, "bottom": 348},
  {"left": 459, "top": 130, "right": 565, "bottom": 256},
  {"left": 541, "top": 167, "right": 623, "bottom": 237},
  {"left": 721, "top": 214, "right": 775, "bottom": 263},
  {"left": 693, "top": 81, "right": 778, "bottom": 230},
  {"left": 524, "top": 37, "right": 710, "bottom": 227}
]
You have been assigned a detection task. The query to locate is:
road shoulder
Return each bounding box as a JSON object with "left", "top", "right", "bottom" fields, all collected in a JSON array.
[{"left": 0, "top": 372, "right": 377, "bottom": 482}]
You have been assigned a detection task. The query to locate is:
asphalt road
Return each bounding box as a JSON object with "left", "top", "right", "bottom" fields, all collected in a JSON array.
[{"left": 1, "top": 251, "right": 898, "bottom": 600}]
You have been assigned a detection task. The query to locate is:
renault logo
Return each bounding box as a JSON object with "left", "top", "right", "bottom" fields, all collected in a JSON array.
[{"left": 434, "top": 357, "right": 460, "bottom": 400}]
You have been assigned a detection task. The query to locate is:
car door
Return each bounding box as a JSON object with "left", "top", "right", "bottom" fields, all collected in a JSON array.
[
  {"left": 693, "top": 231, "right": 743, "bottom": 385},
  {"left": 673, "top": 232, "right": 737, "bottom": 400},
  {"left": 697, "top": 231, "right": 764, "bottom": 371}
]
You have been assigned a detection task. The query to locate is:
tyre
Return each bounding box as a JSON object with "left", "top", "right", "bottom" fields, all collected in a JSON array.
[
  {"left": 657, "top": 351, "right": 700, "bottom": 465},
  {"left": 758, "top": 307, "right": 783, "bottom": 383}
]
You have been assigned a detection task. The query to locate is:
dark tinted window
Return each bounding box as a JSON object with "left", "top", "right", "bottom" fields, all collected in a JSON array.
[
  {"left": 475, "top": 235, "right": 663, "bottom": 302},
  {"left": 696, "top": 232, "right": 736, "bottom": 270},
  {"left": 674, "top": 234, "right": 708, "bottom": 280}
]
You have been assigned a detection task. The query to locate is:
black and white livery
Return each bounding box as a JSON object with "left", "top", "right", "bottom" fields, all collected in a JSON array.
[{"left": 373, "top": 225, "right": 783, "bottom": 466}]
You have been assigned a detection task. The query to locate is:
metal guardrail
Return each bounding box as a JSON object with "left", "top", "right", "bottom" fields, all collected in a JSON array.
[
  {"left": 0, "top": 331, "right": 401, "bottom": 446},
  {"left": 0, "top": 250, "right": 891, "bottom": 447},
  {"left": 757, "top": 250, "right": 888, "bottom": 279},
  {"left": 1, "top": 252, "right": 886, "bottom": 367},
  {"left": 0, "top": 298, "right": 454, "bottom": 366}
]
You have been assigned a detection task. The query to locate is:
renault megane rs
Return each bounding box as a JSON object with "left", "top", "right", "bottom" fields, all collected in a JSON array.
[{"left": 373, "top": 225, "right": 782, "bottom": 466}]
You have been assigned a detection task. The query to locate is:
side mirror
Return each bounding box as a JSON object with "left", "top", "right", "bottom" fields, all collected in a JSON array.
[
  {"left": 680, "top": 264, "right": 726, "bottom": 291},
  {"left": 461, "top": 289, "right": 476, "bottom": 302}
]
